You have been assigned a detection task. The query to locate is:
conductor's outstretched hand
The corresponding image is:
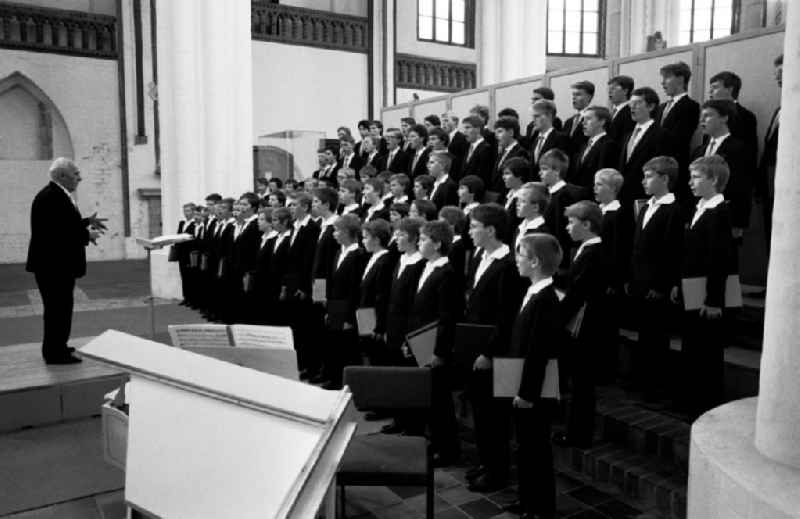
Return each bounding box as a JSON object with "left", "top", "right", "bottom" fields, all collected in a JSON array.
[{"left": 86, "top": 212, "right": 108, "bottom": 231}]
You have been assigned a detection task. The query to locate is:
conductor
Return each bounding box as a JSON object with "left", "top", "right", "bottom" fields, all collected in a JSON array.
[{"left": 25, "top": 158, "right": 107, "bottom": 364}]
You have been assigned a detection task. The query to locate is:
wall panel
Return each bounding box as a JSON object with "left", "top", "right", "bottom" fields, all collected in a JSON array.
[
  {"left": 618, "top": 49, "right": 694, "bottom": 98},
  {"left": 494, "top": 79, "right": 543, "bottom": 129},
  {"left": 451, "top": 90, "right": 490, "bottom": 120}
]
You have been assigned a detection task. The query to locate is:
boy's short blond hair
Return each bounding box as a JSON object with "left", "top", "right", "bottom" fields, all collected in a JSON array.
[
  {"left": 690, "top": 155, "right": 730, "bottom": 192},
  {"left": 594, "top": 168, "right": 624, "bottom": 194},
  {"left": 518, "top": 233, "right": 562, "bottom": 277}
]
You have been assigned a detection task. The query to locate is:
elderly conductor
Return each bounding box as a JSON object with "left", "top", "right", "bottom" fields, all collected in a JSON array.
[{"left": 25, "top": 158, "right": 106, "bottom": 364}]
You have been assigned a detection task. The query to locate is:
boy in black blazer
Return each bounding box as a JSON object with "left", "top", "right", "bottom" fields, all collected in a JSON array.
[
  {"left": 569, "top": 106, "right": 619, "bottom": 194},
  {"left": 682, "top": 156, "right": 736, "bottom": 419},
  {"left": 407, "top": 220, "right": 462, "bottom": 465},
  {"left": 538, "top": 149, "right": 587, "bottom": 270},
  {"left": 461, "top": 115, "right": 495, "bottom": 188},
  {"left": 629, "top": 158, "right": 685, "bottom": 399},
  {"left": 320, "top": 214, "right": 368, "bottom": 389},
  {"left": 265, "top": 207, "right": 293, "bottom": 326},
  {"left": 439, "top": 206, "right": 472, "bottom": 295},
  {"left": 361, "top": 178, "right": 391, "bottom": 222},
  {"left": 231, "top": 193, "right": 263, "bottom": 324},
  {"left": 514, "top": 182, "right": 552, "bottom": 249},
  {"left": 359, "top": 219, "right": 397, "bottom": 365},
  {"left": 563, "top": 81, "right": 595, "bottom": 156},
  {"left": 529, "top": 100, "right": 571, "bottom": 181},
  {"left": 428, "top": 152, "right": 459, "bottom": 210},
  {"left": 490, "top": 116, "right": 529, "bottom": 195},
  {"left": 507, "top": 233, "right": 564, "bottom": 519},
  {"left": 461, "top": 204, "right": 523, "bottom": 492},
  {"left": 213, "top": 198, "right": 237, "bottom": 323},
  {"left": 253, "top": 208, "right": 275, "bottom": 324},
  {"left": 553, "top": 201, "right": 607, "bottom": 449},
  {"left": 384, "top": 128, "right": 411, "bottom": 173},
  {"left": 406, "top": 124, "right": 431, "bottom": 179},
  {"left": 176, "top": 203, "right": 197, "bottom": 307},
  {"left": 607, "top": 75, "right": 636, "bottom": 144}
]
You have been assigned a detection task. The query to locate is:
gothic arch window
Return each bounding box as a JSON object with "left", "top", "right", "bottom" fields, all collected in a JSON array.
[{"left": 0, "top": 72, "right": 73, "bottom": 161}]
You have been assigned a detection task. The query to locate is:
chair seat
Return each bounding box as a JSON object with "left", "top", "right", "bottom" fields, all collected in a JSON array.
[{"left": 337, "top": 433, "right": 428, "bottom": 486}]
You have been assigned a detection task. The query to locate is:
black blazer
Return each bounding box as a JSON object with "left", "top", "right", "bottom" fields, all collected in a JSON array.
[
  {"left": 231, "top": 218, "right": 262, "bottom": 277},
  {"left": 512, "top": 219, "right": 551, "bottom": 248},
  {"left": 175, "top": 220, "right": 196, "bottom": 266},
  {"left": 756, "top": 107, "right": 780, "bottom": 200},
  {"left": 408, "top": 262, "right": 461, "bottom": 358},
  {"left": 607, "top": 104, "right": 635, "bottom": 144},
  {"left": 560, "top": 242, "right": 607, "bottom": 341},
  {"left": 215, "top": 221, "right": 236, "bottom": 279},
  {"left": 461, "top": 140, "right": 495, "bottom": 187},
  {"left": 630, "top": 200, "right": 684, "bottom": 295},
  {"left": 266, "top": 233, "right": 292, "bottom": 300},
  {"left": 447, "top": 236, "right": 473, "bottom": 297},
  {"left": 618, "top": 123, "right": 673, "bottom": 204},
  {"left": 362, "top": 204, "right": 391, "bottom": 223},
  {"left": 364, "top": 152, "right": 387, "bottom": 172},
  {"left": 600, "top": 206, "right": 633, "bottom": 291},
  {"left": 312, "top": 223, "right": 338, "bottom": 281},
  {"left": 385, "top": 148, "right": 411, "bottom": 174},
  {"left": 463, "top": 250, "right": 523, "bottom": 357},
  {"left": 359, "top": 251, "right": 397, "bottom": 334},
  {"left": 544, "top": 183, "right": 587, "bottom": 267},
  {"left": 490, "top": 142, "right": 530, "bottom": 194},
  {"left": 254, "top": 235, "right": 274, "bottom": 296},
  {"left": 690, "top": 136, "right": 752, "bottom": 229},
  {"left": 508, "top": 284, "right": 562, "bottom": 402},
  {"left": 523, "top": 117, "right": 563, "bottom": 148},
  {"left": 328, "top": 247, "right": 369, "bottom": 327},
  {"left": 283, "top": 219, "right": 321, "bottom": 296},
  {"left": 530, "top": 129, "right": 572, "bottom": 179},
  {"left": 730, "top": 103, "right": 758, "bottom": 173},
  {"left": 26, "top": 181, "right": 91, "bottom": 278},
  {"left": 338, "top": 154, "right": 364, "bottom": 177},
  {"left": 656, "top": 95, "right": 700, "bottom": 194},
  {"left": 386, "top": 258, "right": 426, "bottom": 349},
  {"left": 563, "top": 113, "right": 590, "bottom": 156},
  {"left": 407, "top": 147, "right": 431, "bottom": 179},
  {"left": 448, "top": 131, "right": 470, "bottom": 180},
  {"left": 682, "top": 202, "right": 735, "bottom": 308},
  {"left": 430, "top": 177, "right": 459, "bottom": 210},
  {"left": 568, "top": 135, "right": 620, "bottom": 191},
  {"left": 313, "top": 165, "right": 339, "bottom": 187}
]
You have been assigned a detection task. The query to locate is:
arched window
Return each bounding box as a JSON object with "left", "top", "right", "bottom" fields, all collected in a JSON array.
[
  {"left": 678, "top": 0, "right": 739, "bottom": 45},
  {"left": 0, "top": 72, "right": 73, "bottom": 161},
  {"left": 547, "top": 0, "right": 604, "bottom": 57},
  {"left": 417, "top": 0, "right": 475, "bottom": 47}
]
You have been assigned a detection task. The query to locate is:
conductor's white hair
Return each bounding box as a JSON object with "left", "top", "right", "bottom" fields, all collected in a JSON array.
[{"left": 49, "top": 157, "right": 76, "bottom": 180}]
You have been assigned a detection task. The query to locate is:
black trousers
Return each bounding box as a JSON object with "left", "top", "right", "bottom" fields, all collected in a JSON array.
[
  {"left": 682, "top": 310, "right": 725, "bottom": 419},
  {"left": 430, "top": 364, "right": 460, "bottom": 457},
  {"left": 289, "top": 297, "right": 318, "bottom": 373},
  {"left": 467, "top": 368, "right": 511, "bottom": 480},
  {"left": 515, "top": 401, "right": 556, "bottom": 518},
  {"left": 565, "top": 337, "right": 596, "bottom": 446},
  {"left": 34, "top": 271, "right": 76, "bottom": 360},
  {"left": 635, "top": 295, "right": 671, "bottom": 397}
]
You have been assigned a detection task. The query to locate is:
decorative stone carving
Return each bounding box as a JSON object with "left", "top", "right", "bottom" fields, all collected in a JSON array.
[{"left": 395, "top": 54, "right": 477, "bottom": 92}]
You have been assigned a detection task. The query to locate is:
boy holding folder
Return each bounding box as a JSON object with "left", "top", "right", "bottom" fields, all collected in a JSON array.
[{"left": 504, "top": 233, "right": 563, "bottom": 519}]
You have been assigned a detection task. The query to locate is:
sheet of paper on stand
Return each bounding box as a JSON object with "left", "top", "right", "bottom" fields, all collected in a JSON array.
[
  {"left": 681, "top": 275, "right": 743, "bottom": 311},
  {"left": 168, "top": 324, "right": 232, "bottom": 348},
  {"left": 493, "top": 358, "right": 560, "bottom": 399},
  {"left": 406, "top": 321, "right": 439, "bottom": 367},
  {"left": 135, "top": 233, "right": 194, "bottom": 250},
  {"left": 356, "top": 307, "right": 377, "bottom": 336},
  {"left": 312, "top": 278, "right": 327, "bottom": 303},
  {"left": 229, "top": 324, "right": 294, "bottom": 350},
  {"left": 80, "top": 330, "right": 356, "bottom": 519}
]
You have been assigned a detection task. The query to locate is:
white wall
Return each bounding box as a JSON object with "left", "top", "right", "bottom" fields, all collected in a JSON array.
[
  {"left": 252, "top": 41, "right": 369, "bottom": 142},
  {"left": 395, "top": 88, "right": 447, "bottom": 104},
  {"left": 0, "top": 50, "right": 123, "bottom": 263}
]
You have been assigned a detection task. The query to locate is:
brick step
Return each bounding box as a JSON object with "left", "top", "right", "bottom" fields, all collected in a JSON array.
[{"left": 555, "top": 441, "right": 687, "bottom": 519}]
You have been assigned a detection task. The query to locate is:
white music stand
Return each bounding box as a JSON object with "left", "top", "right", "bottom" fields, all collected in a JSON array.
[
  {"left": 135, "top": 234, "right": 193, "bottom": 338},
  {"left": 81, "top": 330, "right": 355, "bottom": 519}
]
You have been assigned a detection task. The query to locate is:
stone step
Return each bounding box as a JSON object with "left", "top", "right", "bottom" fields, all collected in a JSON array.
[{"left": 555, "top": 441, "right": 687, "bottom": 519}]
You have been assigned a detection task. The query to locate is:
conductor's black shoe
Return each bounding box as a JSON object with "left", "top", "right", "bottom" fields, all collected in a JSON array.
[{"left": 45, "top": 353, "right": 83, "bottom": 365}]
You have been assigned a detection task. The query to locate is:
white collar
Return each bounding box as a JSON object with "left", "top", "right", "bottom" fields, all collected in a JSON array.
[
  {"left": 425, "top": 256, "right": 449, "bottom": 269},
  {"left": 527, "top": 276, "right": 554, "bottom": 296},
  {"left": 343, "top": 203, "right": 359, "bottom": 213},
  {"left": 548, "top": 180, "right": 566, "bottom": 194},
  {"left": 294, "top": 214, "right": 311, "bottom": 229},
  {"left": 669, "top": 92, "right": 688, "bottom": 103},
  {"left": 538, "top": 127, "right": 553, "bottom": 140},
  {"left": 471, "top": 137, "right": 484, "bottom": 148},
  {"left": 393, "top": 195, "right": 409, "bottom": 204},
  {"left": 575, "top": 236, "right": 602, "bottom": 259},
  {"left": 245, "top": 214, "right": 258, "bottom": 225},
  {"left": 449, "top": 129, "right": 459, "bottom": 139},
  {"left": 634, "top": 119, "right": 655, "bottom": 132},
  {"left": 267, "top": 230, "right": 278, "bottom": 239},
  {"left": 520, "top": 216, "right": 545, "bottom": 232},
  {"left": 588, "top": 132, "right": 606, "bottom": 145},
  {"left": 697, "top": 193, "right": 725, "bottom": 211},
  {"left": 501, "top": 141, "right": 517, "bottom": 153},
  {"left": 339, "top": 242, "right": 359, "bottom": 257},
  {"left": 225, "top": 217, "right": 236, "bottom": 225},
  {"left": 613, "top": 100, "right": 630, "bottom": 111},
  {"left": 463, "top": 201, "right": 479, "bottom": 215},
  {"left": 367, "top": 200, "right": 385, "bottom": 214},
  {"left": 600, "top": 200, "right": 621, "bottom": 214},
  {"left": 321, "top": 214, "right": 337, "bottom": 228},
  {"left": 709, "top": 133, "right": 731, "bottom": 145},
  {"left": 648, "top": 192, "right": 675, "bottom": 207},
  {"left": 453, "top": 235, "right": 462, "bottom": 243},
  {"left": 481, "top": 243, "right": 510, "bottom": 262},
  {"left": 400, "top": 251, "right": 423, "bottom": 265},
  {"left": 434, "top": 174, "right": 450, "bottom": 187}
]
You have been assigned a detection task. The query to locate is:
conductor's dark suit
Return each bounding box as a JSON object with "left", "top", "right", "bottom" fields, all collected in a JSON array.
[{"left": 26, "top": 181, "right": 91, "bottom": 361}]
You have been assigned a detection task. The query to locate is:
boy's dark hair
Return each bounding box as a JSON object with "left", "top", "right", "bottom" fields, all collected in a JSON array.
[
  {"left": 497, "top": 107, "right": 520, "bottom": 120},
  {"left": 660, "top": 61, "right": 692, "bottom": 87},
  {"left": 586, "top": 106, "right": 612, "bottom": 129},
  {"left": 239, "top": 192, "right": 260, "bottom": 210},
  {"left": 519, "top": 233, "right": 562, "bottom": 276},
  {"left": 438, "top": 205, "right": 466, "bottom": 233},
  {"left": 255, "top": 177, "right": 269, "bottom": 187},
  {"left": 709, "top": 71, "right": 742, "bottom": 99},
  {"left": 428, "top": 127, "right": 451, "bottom": 146},
  {"left": 409, "top": 124, "right": 429, "bottom": 143},
  {"left": 390, "top": 202, "right": 410, "bottom": 218},
  {"left": 539, "top": 149, "right": 569, "bottom": 174},
  {"left": 494, "top": 116, "right": 521, "bottom": 138},
  {"left": 631, "top": 87, "right": 660, "bottom": 114},
  {"left": 459, "top": 175, "right": 485, "bottom": 201},
  {"left": 371, "top": 120, "right": 384, "bottom": 130},
  {"left": 397, "top": 217, "right": 424, "bottom": 242},
  {"left": 643, "top": 156, "right": 679, "bottom": 188},
  {"left": 701, "top": 99, "right": 737, "bottom": 123},
  {"left": 564, "top": 200, "right": 603, "bottom": 234},
  {"left": 533, "top": 86, "right": 555, "bottom": 100},
  {"left": 470, "top": 105, "right": 490, "bottom": 123},
  {"left": 503, "top": 156, "right": 530, "bottom": 181},
  {"left": 400, "top": 117, "right": 416, "bottom": 126},
  {"left": 205, "top": 193, "right": 222, "bottom": 202},
  {"left": 413, "top": 199, "right": 438, "bottom": 221},
  {"left": 424, "top": 114, "right": 442, "bottom": 127},
  {"left": 421, "top": 220, "right": 454, "bottom": 255},
  {"left": 363, "top": 218, "right": 392, "bottom": 247},
  {"left": 268, "top": 178, "right": 283, "bottom": 189},
  {"left": 358, "top": 119, "right": 371, "bottom": 130},
  {"left": 269, "top": 190, "right": 286, "bottom": 206},
  {"left": 314, "top": 187, "right": 339, "bottom": 211},
  {"left": 571, "top": 80, "right": 596, "bottom": 97},
  {"left": 414, "top": 174, "right": 434, "bottom": 194},
  {"left": 462, "top": 115, "right": 484, "bottom": 128},
  {"left": 290, "top": 191, "right": 313, "bottom": 211},
  {"left": 608, "top": 75, "right": 634, "bottom": 98},
  {"left": 364, "top": 177, "right": 385, "bottom": 196},
  {"left": 470, "top": 203, "right": 509, "bottom": 242}
]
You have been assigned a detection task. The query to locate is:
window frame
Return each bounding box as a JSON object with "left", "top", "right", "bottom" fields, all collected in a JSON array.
[
  {"left": 416, "top": 0, "right": 475, "bottom": 48},
  {"left": 546, "top": 0, "right": 606, "bottom": 57},
  {"left": 679, "top": 0, "right": 741, "bottom": 45}
]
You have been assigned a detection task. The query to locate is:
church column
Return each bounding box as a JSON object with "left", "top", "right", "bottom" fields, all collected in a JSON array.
[
  {"left": 755, "top": 4, "right": 800, "bottom": 468},
  {"left": 152, "top": 0, "right": 253, "bottom": 299}
]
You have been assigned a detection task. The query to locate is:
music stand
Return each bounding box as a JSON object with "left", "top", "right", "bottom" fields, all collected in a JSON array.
[{"left": 135, "top": 234, "right": 193, "bottom": 338}]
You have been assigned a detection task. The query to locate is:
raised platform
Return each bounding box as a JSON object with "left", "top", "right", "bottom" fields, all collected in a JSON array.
[{"left": 0, "top": 338, "right": 127, "bottom": 432}]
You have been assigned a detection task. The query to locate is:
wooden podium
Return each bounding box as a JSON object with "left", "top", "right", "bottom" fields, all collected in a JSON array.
[{"left": 81, "top": 330, "right": 356, "bottom": 519}]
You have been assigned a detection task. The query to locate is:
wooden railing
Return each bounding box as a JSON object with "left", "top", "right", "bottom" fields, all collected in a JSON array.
[
  {"left": 251, "top": 1, "right": 369, "bottom": 54},
  {"left": 0, "top": 1, "right": 117, "bottom": 58},
  {"left": 395, "top": 54, "right": 477, "bottom": 92}
]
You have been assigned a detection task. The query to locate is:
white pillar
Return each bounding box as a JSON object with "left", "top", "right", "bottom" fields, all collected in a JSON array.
[
  {"left": 153, "top": 0, "right": 253, "bottom": 299},
  {"left": 482, "top": 0, "right": 546, "bottom": 85},
  {"left": 480, "top": 0, "right": 500, "bottom": 85},
  {"left": 755, "top": 5, "right": 800, "bottom": 468}
]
